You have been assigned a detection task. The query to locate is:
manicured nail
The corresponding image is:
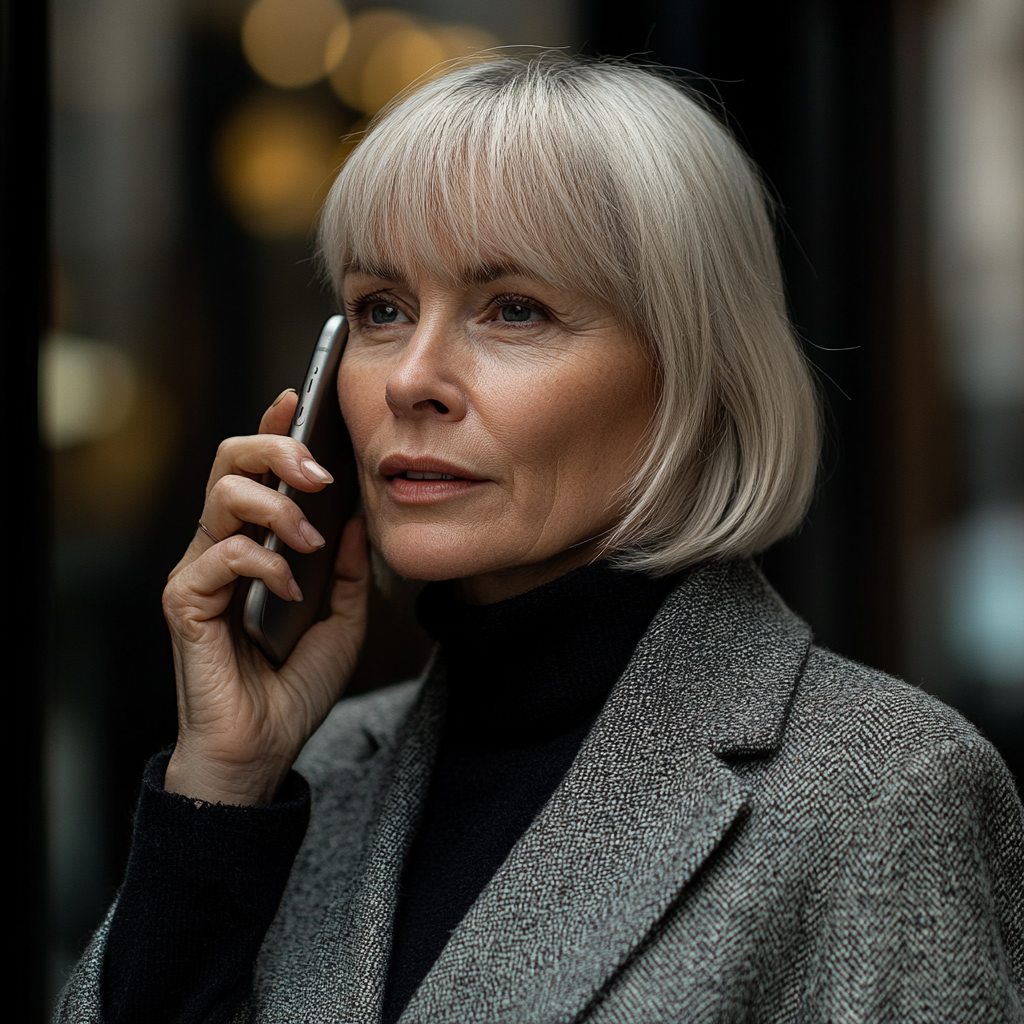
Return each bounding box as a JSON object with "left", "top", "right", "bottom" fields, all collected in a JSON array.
[
  {"left": 298, "top": 519, "right": 325, "bottom": 548},
  {"left": 287, "top": 578, "right": 304, "bottom": 602},
  {"left": 271, "top": 387, "right": 296, "bottom": 408},
  {"left": 301, "top": 459, "right": 334, "bottom": 484}
]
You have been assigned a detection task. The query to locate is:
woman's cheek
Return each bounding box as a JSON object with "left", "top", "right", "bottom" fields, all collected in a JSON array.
[{"left": 338, "top": 361, "right": 382, "bottom": 466}]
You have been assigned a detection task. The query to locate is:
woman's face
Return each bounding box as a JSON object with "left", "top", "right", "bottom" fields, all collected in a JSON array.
[{"left": 338, "top": 255, "right": 657, "bottom": 604}]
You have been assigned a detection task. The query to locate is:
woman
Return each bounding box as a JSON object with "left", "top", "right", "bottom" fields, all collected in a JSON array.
[{"left": 57, "top": 54, "right": 1023, "bottom": 1023}]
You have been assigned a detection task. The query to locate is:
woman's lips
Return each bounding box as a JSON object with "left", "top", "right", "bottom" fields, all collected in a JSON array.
[{"left": 379, "top": 455, "right": 490, "bottom": 504}]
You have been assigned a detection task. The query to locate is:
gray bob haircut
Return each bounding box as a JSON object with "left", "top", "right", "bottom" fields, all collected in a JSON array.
[{"left": 318, "top": 53, "right": 820, "bottom": 575}]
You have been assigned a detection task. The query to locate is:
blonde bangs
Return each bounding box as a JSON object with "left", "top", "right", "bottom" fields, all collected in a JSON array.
[{"left": 319, "top": 64, "right": 638, "bottom": 325}]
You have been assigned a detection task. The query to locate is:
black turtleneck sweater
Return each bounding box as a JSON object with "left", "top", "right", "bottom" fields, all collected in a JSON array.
[
  {"left": 383, "top": 562, "right": 678, "bottom": 1020},
  {"left": 102, "top": 561, "right": 677, "bottom": 1024}
]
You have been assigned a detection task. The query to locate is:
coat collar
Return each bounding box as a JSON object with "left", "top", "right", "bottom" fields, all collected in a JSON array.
[
  {"left": 320, "top": 559, "right": 810, "bottom": 1023},
  {"left": 398, "top": 559, "right": 811, "bottom": 1023},
  {"left": 285, "top": 673, "right": 445, "bottom": 1023}
]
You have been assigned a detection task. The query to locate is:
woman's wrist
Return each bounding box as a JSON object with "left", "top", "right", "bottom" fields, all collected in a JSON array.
[{"left": 164, "top": 743, "right": 294, "bottom": 807}]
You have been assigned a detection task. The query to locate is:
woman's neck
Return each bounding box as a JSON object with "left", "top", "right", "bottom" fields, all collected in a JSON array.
[
  {"left": 449, "top": 540, "right": 607, "bottom": 606},
  {"left": 415, "top": 559, "right": 681, "bottom": 748}
]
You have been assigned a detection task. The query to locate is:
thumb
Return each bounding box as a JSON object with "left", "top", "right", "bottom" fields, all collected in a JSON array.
[{"left": 283, "top": 516, "right": 369, "bottom": 695}]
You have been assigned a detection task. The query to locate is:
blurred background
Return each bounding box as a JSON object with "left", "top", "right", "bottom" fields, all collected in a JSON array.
[{"left": 2, "top": 0, "right": 1022, "bottom": 1016}]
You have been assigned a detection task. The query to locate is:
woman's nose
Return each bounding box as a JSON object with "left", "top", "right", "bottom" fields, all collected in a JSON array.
[{"left": 384, "top": 318, "right": 467, "bottom": 420}]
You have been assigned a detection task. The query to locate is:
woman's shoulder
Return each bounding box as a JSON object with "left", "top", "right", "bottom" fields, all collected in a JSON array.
[
  {"left": 781, "top": 644, "right": 1021, "bottom": 822},
  {"left": 661, "top": 559, "right": 1007, "bottom": 778},
  {"left": 795, "top": 644, "right": 991, "bottom": 758}
]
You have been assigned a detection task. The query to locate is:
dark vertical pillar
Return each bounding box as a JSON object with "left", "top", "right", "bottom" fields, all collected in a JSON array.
[
  {"left": 582, "top": 0, "right": 896, "bottom": 670},
  {"left": 103, "top": 28, "right": 265, "bottom": 885},
  {"left": 180, "top": 31, "right": 261, "bottom": 444},
  {"left": 0, "top": 0, "right": 50, "bottom": 1018}
]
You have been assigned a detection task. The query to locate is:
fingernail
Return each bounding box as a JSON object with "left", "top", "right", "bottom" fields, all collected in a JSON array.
[
  {"left": 288, "top": 578, "right": 304, "bottom": 602},
  {"left": 271, "top": 387, "right": 297, "bottom": 408},
  {"left": 301, "top": 459, "right": 334, "bottom": 485},
  {"left": 298, "top": 519, "right": 326, "bottom": 548}
]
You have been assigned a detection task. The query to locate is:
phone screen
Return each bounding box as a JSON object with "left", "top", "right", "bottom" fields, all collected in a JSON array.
[{"left": 242, "top": 316, "right": 359, "bottom": 664}]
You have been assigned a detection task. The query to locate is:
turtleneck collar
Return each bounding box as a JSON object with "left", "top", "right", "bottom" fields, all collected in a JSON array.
[{"left": 415, "top": 559, "right": 680, "bottom": 748}]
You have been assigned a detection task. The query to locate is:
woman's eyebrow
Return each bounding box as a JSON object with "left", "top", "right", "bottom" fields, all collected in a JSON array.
[
  {"left": 344, "top": 258, "right": 534, "bottom": 287},
  {"left": 344, "top": 258, "right": 404, "bottom": 282},
  {"left": 464, "top": 261, "right": 531, "bottom": 285}
]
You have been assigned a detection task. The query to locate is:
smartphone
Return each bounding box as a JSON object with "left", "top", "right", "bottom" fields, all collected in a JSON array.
[{"left": 242, "top": 315, "right": 359, "bottom": 665}]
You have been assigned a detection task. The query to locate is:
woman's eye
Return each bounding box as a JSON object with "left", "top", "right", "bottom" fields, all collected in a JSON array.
[
  {"left": 501, "top": 304, "right": 538, "bottom": 323},
  {"left": 370, "top": 303, "right": 406, "bottom": 324}
]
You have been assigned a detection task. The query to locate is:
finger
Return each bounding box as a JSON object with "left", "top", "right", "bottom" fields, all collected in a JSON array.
[
  {"left": 335, "top": 515, "right": 370, "bottom": 585},
  {"left": 205, "top": 433, "right": 334, "bottom": 498},
  {"left": 196, "top": 520, "right": 224, "bottom": 548},
  {"left": 259, "top": 388, "right": 298, "bottom": 436},
  {"left": 283, "top": 517, "right": 369, "bottom": 688},
  {"left": 169, "top": 518, "right": 234, "bottom": 580},
  {"left": 201, "top": 475, "right": 326, "bottom": 555},
  {"left": 165, "top": 535, "right": 303, "bottom": 633}
]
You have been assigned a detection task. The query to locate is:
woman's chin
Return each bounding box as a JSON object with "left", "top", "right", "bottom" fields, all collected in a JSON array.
[
  {"left": 374, "top": 524, "right": 509, "bottom": 584},
  {"left": 373, "top": 524, "right": 602, "bottom": 603}
]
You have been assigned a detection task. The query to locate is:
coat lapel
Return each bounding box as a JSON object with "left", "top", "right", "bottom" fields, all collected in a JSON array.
[
  {"left": 281, "top": 674, "right": 445, "bottom": 1023},
  {"left": 401, "top": 560, "right": 811, "bottom": 1024}
]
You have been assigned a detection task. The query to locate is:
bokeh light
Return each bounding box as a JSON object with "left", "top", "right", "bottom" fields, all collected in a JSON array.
[
  {"left": 332, "top": 116, "right": 371, "bottom": 169},
  {"left": 228, "top": 7, "right": 500, "bottom": 237},
  {"left": 242, "top": 0, "right": 349, "bottom": 89},
  {"left": 40, "top": 333, "right": 138, "bottom": 450},
  {"left": 431, "top": 25, "right": 501, "bottom": 63},
  {"left": 360, "top": 25, "right": 447, "bottom": 115},
  {"left": 216, "top": 94, "right": 343, "bottom": 237},
  {"left": 328, "top": 9, "right": 417, "bottom": 111},
  {"left": 329, "top": 9, "right": 499, "bottom": 114},
  {"left": 324, "top": 19, "right": 352, "bottom": 75},
  {"left": 53, "top": 376, "right": 180, "bottom": 530},
  {"left": 41, "top": 332, "right": 180, "bottom": 529}
]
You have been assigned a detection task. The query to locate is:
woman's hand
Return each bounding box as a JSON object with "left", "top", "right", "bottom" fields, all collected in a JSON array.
[{"left": 161, "top": 389, "right": 369, "bottom": 806}]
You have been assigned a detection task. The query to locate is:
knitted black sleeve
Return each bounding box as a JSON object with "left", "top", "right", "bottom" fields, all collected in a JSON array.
[{"left": 101, "top": 749, "right": 310, "bottom": 1024}]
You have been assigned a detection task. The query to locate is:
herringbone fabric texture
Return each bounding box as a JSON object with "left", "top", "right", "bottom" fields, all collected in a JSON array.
[{"left": 55, "top": 560, "right": 1024, "bottom": 1023}]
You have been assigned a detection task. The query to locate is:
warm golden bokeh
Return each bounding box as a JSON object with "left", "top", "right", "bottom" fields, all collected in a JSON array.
[
  {"left": 53, "top": 378, "right": 180, "bottom": 531},
  {"left": 40, "top": 332, "right": 181, "bottom": 530},
  {"left": 229, "top": 6, "right": 499, "bottom": 236},
  {"left": 360, "top": 25, "right": 447, "bottom": 114},
  {"left": 332, "top": 116, "right": 371, "bottom": 170},
  {"left": 328, "top": 9, "right": 417, "bottom": 111},
  {"left": 431, "top": 24, "right": 501, "bottom": 63},
  {"left": 327, "top": 9, "right": 498, "bottom": 114},
  {"left": 40, "top": 333, "right": 138, "bottom": 451},
  {"left": 216, "top": 94, "right": 344, "bottom": 237},
  {"left": 242, "top": 0, "right": 349, "bottom": 88},
  {"left": 324, "top": 19, "right": 352, "bottom": 74}
]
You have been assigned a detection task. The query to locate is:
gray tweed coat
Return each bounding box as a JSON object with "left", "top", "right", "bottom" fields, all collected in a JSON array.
[{"left": 57, "top": 560, "right": 1024, "bottom": 1022}]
